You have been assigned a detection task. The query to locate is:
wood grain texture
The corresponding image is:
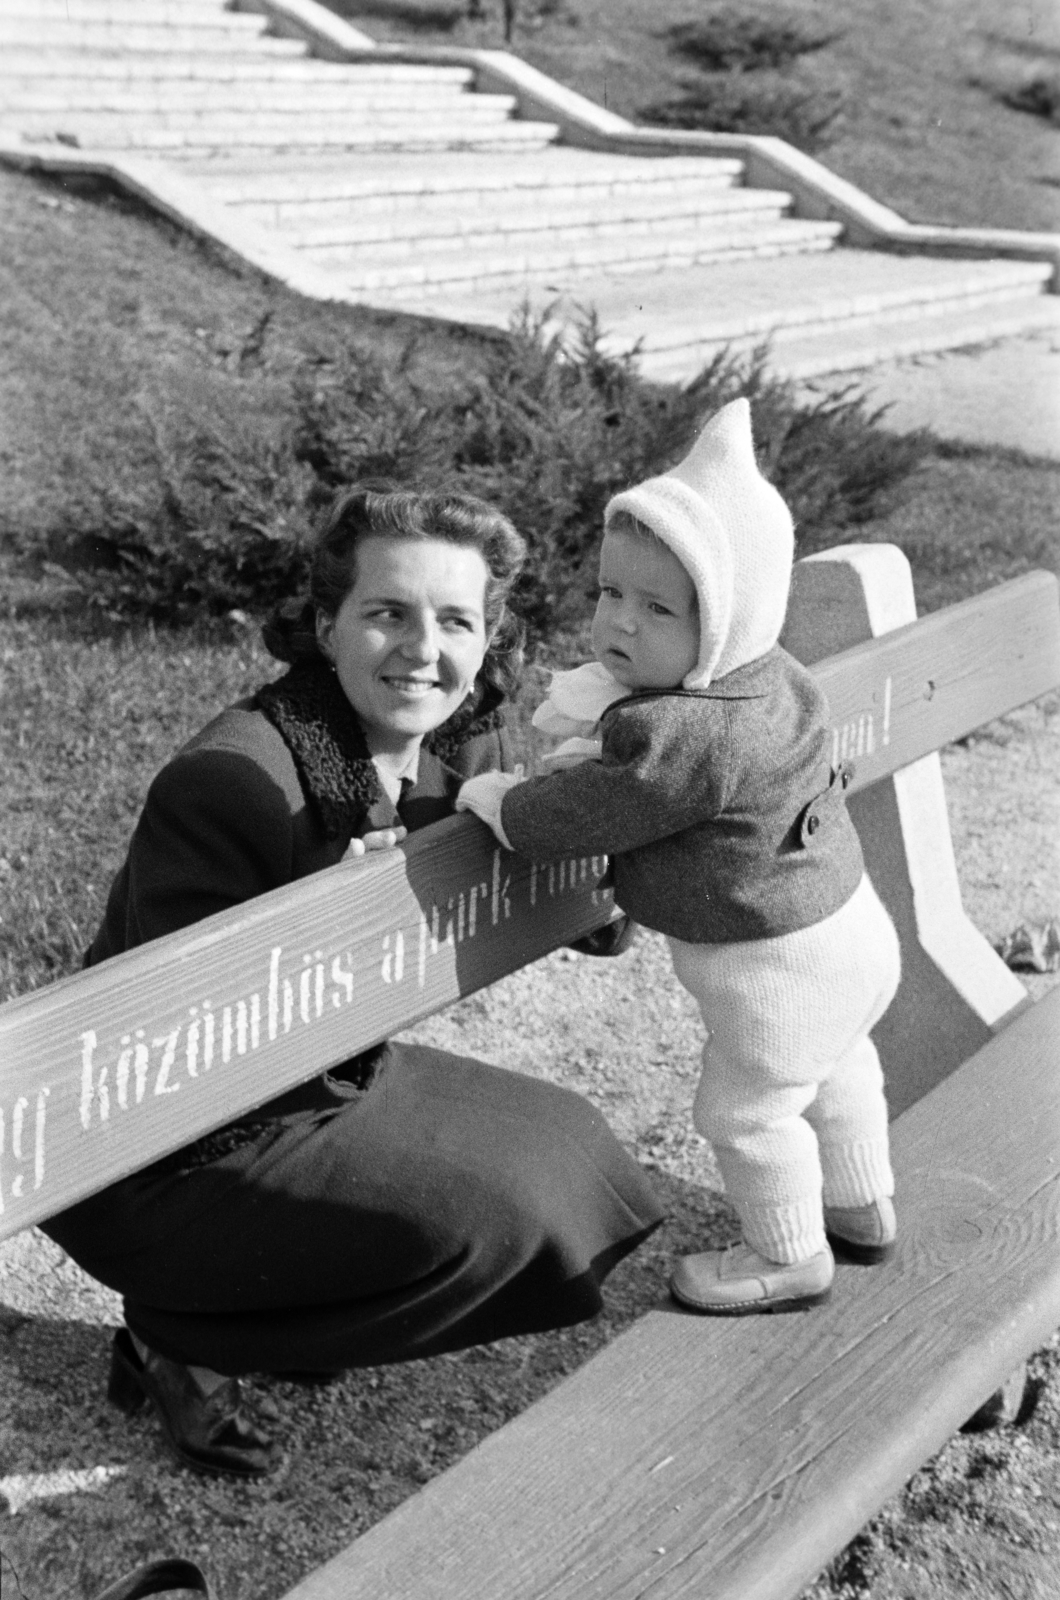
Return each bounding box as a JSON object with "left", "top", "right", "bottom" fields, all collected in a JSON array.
[
  {"left": 810, "top": 570, "right": 1060, "bottom": 791},
  {"left": 281, "top": 986, "right": 1060, "bottom": 1600},
  {"left": 0, "top": 570, "right": 1057, "bottom": 1241}
]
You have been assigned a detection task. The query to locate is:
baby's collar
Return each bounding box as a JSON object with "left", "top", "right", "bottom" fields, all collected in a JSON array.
[
  {"left": 546, "top": 661, "right": 631, "bottom": 723},
  {"left": 607, "top": 651, "right": 779, "bottom": 710}
]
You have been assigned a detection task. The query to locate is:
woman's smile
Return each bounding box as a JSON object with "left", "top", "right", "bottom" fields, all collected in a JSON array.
[{"left": 382, "top": 674, "right": 441, "bottom": 693}]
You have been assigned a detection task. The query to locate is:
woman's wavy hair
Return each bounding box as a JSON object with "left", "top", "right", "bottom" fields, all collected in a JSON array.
[{"left": 263, "top": 485, "right": 528, "bottom": 720}]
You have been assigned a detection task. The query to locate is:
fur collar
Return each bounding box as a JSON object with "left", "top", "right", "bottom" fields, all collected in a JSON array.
[
  {"left": 257, "top": 660, "right": 379, "bottom": 840},
  {"left": 256, "top": 658, "right": 505, "bottom": 839}
]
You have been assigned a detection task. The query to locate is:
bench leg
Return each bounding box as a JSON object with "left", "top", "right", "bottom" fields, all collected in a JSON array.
[
  {"left": 961, "top": 1361, "right": 1031, "bottom": 1432},
  {"left": 781, "top": 544, "right": 1028, "bottom": 1116}
]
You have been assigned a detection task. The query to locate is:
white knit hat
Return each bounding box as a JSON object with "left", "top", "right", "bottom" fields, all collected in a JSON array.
[{"left": 604, "top": 398, "right": 794, "bottom": 689}]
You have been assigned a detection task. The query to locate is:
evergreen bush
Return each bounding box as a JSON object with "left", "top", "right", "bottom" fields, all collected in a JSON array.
[
  {"left": 328, "top": 0, "right": 465, "bottom": 31},
  {"left": 36, "top": 311, "right": 931, "bottom": 642},
  {"left": 641, "top": 71, "right": 843, "bottom": 150},
  {"left": 666, "top": 8, "right": 841, "bottom": 73},
  {"left": 643, "top": 5, "right": 844, "bottom": 151}
]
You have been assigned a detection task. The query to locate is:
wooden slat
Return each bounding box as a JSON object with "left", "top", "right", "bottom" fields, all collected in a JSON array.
[
  {"left": 0, "top": 570, "right": 1057, "bottom": 1240},
  {"left": 281, "top": 985, "right": 1060, "bottom": 1600},
  {"left": 0, "top": 828, "right": 614, "bottom": 1240},
  {"left": 810, "top": 569, "right": 1060, "bottom": 791}
]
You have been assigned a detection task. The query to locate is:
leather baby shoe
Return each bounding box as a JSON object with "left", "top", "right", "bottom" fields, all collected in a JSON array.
[
  {"left": 670, "top": 1241, "right": 834, "bottom": 1315},
  {"left": 108, "top": 1327, "right": 280, "bottom": 1479},
  {"left": 824, "top": 1197, "right": 897, "bottom": 1264}
]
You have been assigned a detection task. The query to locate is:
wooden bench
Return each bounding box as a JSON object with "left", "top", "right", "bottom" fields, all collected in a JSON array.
[{"left": 1, "top": 545, "right": 1058, "bottom": 1600}]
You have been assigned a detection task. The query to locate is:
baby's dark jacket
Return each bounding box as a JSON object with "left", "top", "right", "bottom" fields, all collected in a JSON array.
[{"left": 500, "top": 644, "right": 864, "bottom": 944}]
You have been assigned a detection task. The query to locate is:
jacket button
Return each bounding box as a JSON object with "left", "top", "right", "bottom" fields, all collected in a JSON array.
[
  {"left": 806, "top": 815, "right": 819, "bottom": 835},
  {"left": 841, "top": 769, "right": 852, "bottom": 789}
]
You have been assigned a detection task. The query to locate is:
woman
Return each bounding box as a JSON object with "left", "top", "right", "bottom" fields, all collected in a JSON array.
[{"left": 43, "top": 487, "right": 663, "bottom": 1479}]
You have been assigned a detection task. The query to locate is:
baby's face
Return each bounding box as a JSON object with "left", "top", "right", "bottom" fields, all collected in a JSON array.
[{"left": 591, "top": 527, "right": 699, "bottom": 691}]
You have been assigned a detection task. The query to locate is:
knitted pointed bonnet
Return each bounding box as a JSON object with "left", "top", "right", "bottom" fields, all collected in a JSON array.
[{"left": 604, "top": 398, "right": 794, "bottom": 689}]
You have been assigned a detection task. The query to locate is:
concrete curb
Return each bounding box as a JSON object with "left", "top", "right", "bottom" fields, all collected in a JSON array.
[
  {"left": 230, "top": 0, "right": 378, "bottom": 56},
  {"left": 0, "top": 129, "right": 352, "bottom": 303},
  {"left": 230, "top": 0, "right": 1060, "bottom": 288}
]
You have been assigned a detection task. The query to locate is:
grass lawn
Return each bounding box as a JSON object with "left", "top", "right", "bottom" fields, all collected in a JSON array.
[
  {"left": 331, "top": 0, "right": 1060, "bottom": 231},
  {"left": 0, "top": 165, "right": 491, "bottom": 572},
  {"left": 2, "top": 6, "right": 1060, "bottom": 1596}
]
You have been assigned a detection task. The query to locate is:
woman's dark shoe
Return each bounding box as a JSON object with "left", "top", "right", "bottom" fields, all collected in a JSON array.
[{"left": 107, "top": 1327, "right": 280, "bottom": 1479}]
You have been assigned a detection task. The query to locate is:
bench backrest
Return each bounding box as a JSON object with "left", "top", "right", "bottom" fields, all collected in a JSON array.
[{"left": 1, "top": 552, "right": 1057, "bottom": 1241}]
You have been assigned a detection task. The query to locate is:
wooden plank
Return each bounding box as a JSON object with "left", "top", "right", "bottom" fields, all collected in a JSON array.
[
  {"left": 783, "top": 549, "right": 1038, "bottom": 1118},
  {"left": 0, "top": 826, "right": 614, "bottom": 1240},
  {"left": 810, "top": 569, "right": 1060, "bottom": 792},
  {"left": 281, "top": 985, "right": 1060, "bottom": 1600},
  {"left": 0, "top": 570, "right": 1056, "bottom": 1239}
]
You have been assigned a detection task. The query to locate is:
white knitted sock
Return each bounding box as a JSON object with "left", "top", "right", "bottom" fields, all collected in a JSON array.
[
  {"left": 738, "top": 1197, "right": 827, "bottom": 1264},
  {"left": 820, "top": 1139, "right": 894, "bottom": 1209}
]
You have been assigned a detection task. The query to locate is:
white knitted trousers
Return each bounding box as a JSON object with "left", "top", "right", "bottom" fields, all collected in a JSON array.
[{"left": 669, "top": 874, "right": 902, "bottom": 1264}]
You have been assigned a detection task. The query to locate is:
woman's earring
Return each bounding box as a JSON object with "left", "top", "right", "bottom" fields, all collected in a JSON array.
[{"left": 315, "top": 614, "right": 336, "bottom": 668}]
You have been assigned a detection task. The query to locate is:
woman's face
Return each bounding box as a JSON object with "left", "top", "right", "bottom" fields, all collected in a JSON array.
[{"left": 316, "top": 536, "right": 492, "bottom": 756}]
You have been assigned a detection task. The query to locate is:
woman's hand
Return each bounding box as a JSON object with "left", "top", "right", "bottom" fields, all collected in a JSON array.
[{"left": 345, "top": 827, "right": 408, "bottom": 858}]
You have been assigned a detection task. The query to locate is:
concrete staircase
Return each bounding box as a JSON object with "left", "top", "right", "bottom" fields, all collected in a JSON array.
[
  {"left": 1, "top": 0, "right": 555, "bottom": 153},
  {"left": 3, "top": 0, "right": 1057, "bottom": 381}
]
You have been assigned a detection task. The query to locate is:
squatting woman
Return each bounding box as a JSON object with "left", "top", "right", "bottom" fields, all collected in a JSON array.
[{"left": 43, "top": 487, "right": 662, "bottom": 1477}]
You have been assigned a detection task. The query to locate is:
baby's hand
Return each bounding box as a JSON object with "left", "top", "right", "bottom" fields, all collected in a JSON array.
[
  {"left": 345, "top": 826, "right": 407, "bottom": 858},
  {"left": 455, "top": 771, "right": 524, "bottom": 849}
]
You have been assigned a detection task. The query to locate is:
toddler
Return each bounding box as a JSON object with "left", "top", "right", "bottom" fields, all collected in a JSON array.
[{"left": 457, "top": 398, "right": 902, "bottom": 1314}]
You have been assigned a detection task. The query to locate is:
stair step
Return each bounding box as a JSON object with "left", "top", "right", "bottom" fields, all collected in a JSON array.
[
  {"left": 187, "top": 150, "right": 746, "bottom": 212},
  {"left": 612, "top": 254, "right": 1055, "bottom": 350},
  {"left": 747, "top": 292, "right": 1060, "bottom": 381},
  {"left": 337, "top": 219, "right": 840, "bottom": 293},
  {"left": 0, "top": 21, "right": 302, "bottom": 52},
  {"left": 383, "top": 251, "right": 1054, "bottom": 349},
  {"left": 0, "top": 53, "right": 472, "bottom": 85},
  {"left": 12, "top": 101, "right": 519, "bottom": 138},
  {"left": 0, "top": 0, "right": 240, "bottom": 17},
  {"left": 80, "top": 121, "right": 560, "bottom": 155},
  {"left": 0, "top": 6, "right": 268, "bottom": 30},
  {"left": 282, "top": 187, "right": 794, "bottom": 250},
  {"left": 642, "top": 292, "right": 1060, "bottom": 383},
  {"left": 230, "top": 174, "right": 744, "bottom": 228},
  {"left": 4, "top": 80, "right": 479, "bottom": 114},
  {"left": 0, "top": 13, "right": 272, "bottom": 36}
]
